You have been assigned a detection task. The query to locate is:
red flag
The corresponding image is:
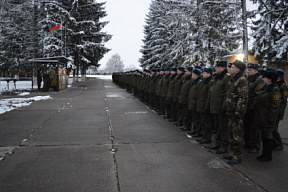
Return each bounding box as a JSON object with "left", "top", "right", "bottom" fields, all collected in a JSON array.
[{"left": 49, "top": 24, "right": 61, "bottom": 32}]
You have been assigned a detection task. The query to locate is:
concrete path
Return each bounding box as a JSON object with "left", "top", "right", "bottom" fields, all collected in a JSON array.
[{"left": 0, "top": 76, "right": 287, "bottom": 192}]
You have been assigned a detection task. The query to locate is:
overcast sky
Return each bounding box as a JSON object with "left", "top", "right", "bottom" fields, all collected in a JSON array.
[{"left": 98, "top": 0, "right": 151, "bottom": 69}]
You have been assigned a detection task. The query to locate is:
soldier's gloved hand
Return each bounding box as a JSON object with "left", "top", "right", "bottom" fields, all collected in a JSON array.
[{"left": 234, "top": 114, "right": 242, "bottom": 119}]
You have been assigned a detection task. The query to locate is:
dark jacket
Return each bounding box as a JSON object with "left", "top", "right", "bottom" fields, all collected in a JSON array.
[
  {"left": 161, "top": 74, "right": 171, "bottom": 98},
  {"left": 210, "top": 70, "right": 231, "bottom": 114},
  {"left": 178, "top": 75, "right": 192, "bottom": 105},
  {"left": 172, "top": 73, "right": 184, "bottom": 102},
  {"left": 247, "top": 73, "right": 264, "bottom": 111},
  {"left": 254, "top": 83, "right": 281, "bottom": 128},
  {"left": 278, "top": 80, "right": 288, "bottom": 120},
  {"left": 188, "top": 77, "right": 201, "bottom": 111},
  {"left": 225, "top": 72, "right": 248, "bottom": 118},
  {"left": 166, "top": 74, "right": 177, "bottom": 100},
  {"left": 196, "top": 76, "right": 213, "bottom": 113}
]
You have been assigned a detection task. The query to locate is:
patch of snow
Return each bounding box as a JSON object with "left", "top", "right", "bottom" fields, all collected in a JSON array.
[
  {"left": 18, "top": 92, "right": 30, "bottom": 96},
  {"left": 0, "top": 96, "right": 52, "bottom": 115}
]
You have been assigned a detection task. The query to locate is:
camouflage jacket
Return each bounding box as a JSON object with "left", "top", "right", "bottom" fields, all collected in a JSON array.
[{"left": 225, "top": 72, "right": 248, "bottom": 118}]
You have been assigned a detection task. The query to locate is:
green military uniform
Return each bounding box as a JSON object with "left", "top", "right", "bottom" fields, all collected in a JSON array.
[
  {"left": 273, "top": 78, "right": 288, "bottom": 149},
  {"left": 226, "top": 71, "right": 248, "bottom": 162},
  {"left": 196, "top": 75, "right": 213, "bottom": 142},
  {"left": 243, "top": 71, "right": 264, "bottom": 151},
  {"left": 188, "top": 75, "right": 202, "bottom": 135},
  {"left": 172, "top": 72, "right": 184, "bottom": 123},
  {"left": 161, "top": 73, "right": 171, "bottom": 115},
  {"left": 209, "top": 68, "right": 231, "bottom": 152},
  {"left": 166, "top": 72, "right": 177, "bottom": 119},
  {"left": 254, "top": 72, "right": 281, "bottom": 162},
  {"left": 178, "top": 74, "right": 192, "bottom": 129}
]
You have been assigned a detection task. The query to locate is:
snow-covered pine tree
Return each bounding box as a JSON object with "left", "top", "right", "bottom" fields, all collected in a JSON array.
[
  {"left": 251, "top": 0, "right": 288, "bottom": 67},
  {"left": 0, "top": 0, "right": 39, "bottom": 75},
  {"left": 42, "top": 0, "right": 111, "bottom": 76},
  {"left": 186, "top": 0, "right": 242, "bottom": 66}
]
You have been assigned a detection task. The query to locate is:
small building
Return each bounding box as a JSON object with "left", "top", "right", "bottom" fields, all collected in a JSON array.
[{"left": 28, "top": 56, "right": 72, "bottom": 91}]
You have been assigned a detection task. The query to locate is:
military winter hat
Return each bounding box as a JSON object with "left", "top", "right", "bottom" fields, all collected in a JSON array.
[
  {"left": 178, "top": 67, "right": 185, "bottom": 71},
  {"left": 171, "top": 67, "right": 177, "bottom": 72},
  {"left": 262, "top": 69, "right": 279, "bottom": 82},
  {"left": 247, "top": 63, "right": 260, "bottom": 70},
  {"left": 194, "top": 65, "right": 202, "bottom": 70},
  {"left": 233, "top": 60, "right": 246, "bottom": 72},
  {"left": 276, "top": 69, "right": 285, "bottom": 79},
  {"left": 215, "top": 60, "right": 227, "bottom": 68},
  {"left": 151, "top": 69, "right": 157, "bottom": 72},
  {"left": 186, "top": 66, "right": 193, "bottom": 72},
  {"left": 165, "top": 67, "right": 171, "bottom": 71},
  {"left": 203, "top": 67, "right": 213, "bottom": 74},
  {"left": 192, "top": 68, "right": 202, "bottom": 76}
]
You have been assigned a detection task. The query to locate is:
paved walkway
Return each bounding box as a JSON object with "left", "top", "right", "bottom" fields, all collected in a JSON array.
[{"left": 0, "top": 76, "right": 287, "bottom": 192}]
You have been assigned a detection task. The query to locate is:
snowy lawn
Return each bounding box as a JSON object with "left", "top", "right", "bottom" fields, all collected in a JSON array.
[{"left": 0, "top": 75, "right": 111, "bottom": 115}]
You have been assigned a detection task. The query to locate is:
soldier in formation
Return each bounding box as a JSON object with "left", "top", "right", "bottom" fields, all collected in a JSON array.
[{"left": 112, "top": 60, "right": 287, "bottom": 164}]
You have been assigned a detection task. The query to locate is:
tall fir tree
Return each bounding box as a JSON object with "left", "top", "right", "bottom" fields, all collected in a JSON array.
[{"left": 251, "top": 0, "right": 288, "bottom": 66}]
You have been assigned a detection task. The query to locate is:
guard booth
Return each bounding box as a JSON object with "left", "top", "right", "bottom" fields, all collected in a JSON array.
[{"left": 28, "top": 56, "right": 72, "bottom": 91}]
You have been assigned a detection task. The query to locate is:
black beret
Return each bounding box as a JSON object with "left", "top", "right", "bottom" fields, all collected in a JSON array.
[
  {"left": 151, "top": 69, "right": 157, "bottom": 72},
  {"left": 233, "top": 60, "right": 246, "bottom": 72},
  {"left": 192, "top": 68, "right": 202, "bottom": 76},
  {"left": 215, "top": 61, "right": 227, "bottom": 68},
  {"left": 247, "top": 63, "right": 260, "bottom": 70},
  {"left": 203, "top": 67, "right": 214, "bottom": 74},
  {"left": 194, "top": 65, "right": 202, "bottom": 70},
  {"left": 178, "top": 67, "right": 185, "bottom": 71}
]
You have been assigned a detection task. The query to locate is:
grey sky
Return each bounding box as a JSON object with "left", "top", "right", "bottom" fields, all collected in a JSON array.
[{"left": 98, "top": 0, "right": 151, "bottom": 69}]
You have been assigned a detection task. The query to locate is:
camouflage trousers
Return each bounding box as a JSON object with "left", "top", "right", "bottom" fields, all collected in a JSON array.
[{"left": 228, "top": 117, "right": 244, "bottom": 159}]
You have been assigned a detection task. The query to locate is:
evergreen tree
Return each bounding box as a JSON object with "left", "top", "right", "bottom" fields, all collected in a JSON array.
[{"left": 251, "top": 0, "right": 288, "bottom": 66}]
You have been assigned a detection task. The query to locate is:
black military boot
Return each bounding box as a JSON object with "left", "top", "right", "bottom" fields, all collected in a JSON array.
[{"left": 257, "top": 139, "right": 273, "bottom": 162}]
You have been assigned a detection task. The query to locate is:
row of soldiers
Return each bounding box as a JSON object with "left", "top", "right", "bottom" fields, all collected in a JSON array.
[{"left": 112, "top": 60, "right": 287, "bottom": 164}]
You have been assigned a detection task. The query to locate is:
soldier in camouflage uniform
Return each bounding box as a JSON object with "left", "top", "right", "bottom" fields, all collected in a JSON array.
[
  {"left": 223, "top": 60, "right": 248, "bottom": 164},
  {"left": 273, "top": 69, "right": 288, "bottom": 150},
  {"left": 254, "top": 69, "right": 281, "bottom": 161},
  {"left": 243, "top": 63, "right": 264, "bottom": 153}
]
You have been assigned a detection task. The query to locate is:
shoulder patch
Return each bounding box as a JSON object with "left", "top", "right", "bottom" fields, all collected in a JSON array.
[
  {"left": 257, "top": 83, "right": 263, "bottom": 90},
  {"left": 273, "top": 94, "right": 281, "bottom": 101}
]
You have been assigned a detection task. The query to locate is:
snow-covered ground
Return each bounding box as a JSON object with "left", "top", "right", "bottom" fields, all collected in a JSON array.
[{"left": 0, "top": 75, "right": 112, "bottom": 115}]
